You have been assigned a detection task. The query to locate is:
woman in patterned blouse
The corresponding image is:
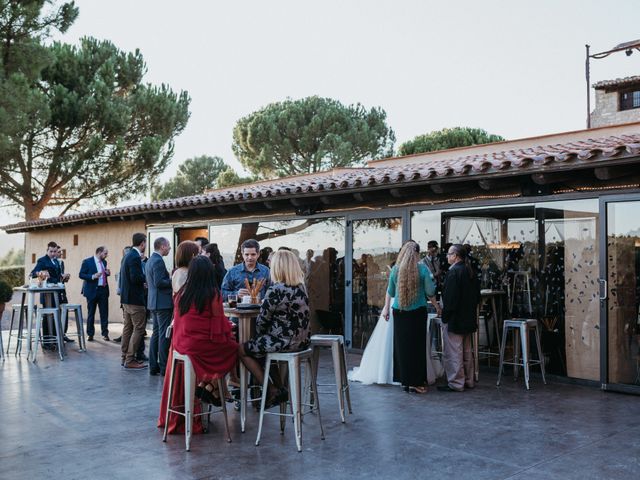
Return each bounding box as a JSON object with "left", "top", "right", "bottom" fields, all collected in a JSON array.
[{"left": 238, "top": 249, "right": 310, "bottom": 406}]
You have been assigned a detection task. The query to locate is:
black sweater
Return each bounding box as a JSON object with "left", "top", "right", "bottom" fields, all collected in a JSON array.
[{"left": 442, "top": 261, "right": 480, "bottom": 334}]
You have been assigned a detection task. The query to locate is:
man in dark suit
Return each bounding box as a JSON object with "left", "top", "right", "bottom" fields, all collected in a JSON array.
[
  {"left": 79, "top": 246, "right": 111, "bottom": 341},
  {"left": 146, "top": 237, "right": 173, "bottom": 376},
  {"left": 120, "top": 233, "right": 148, "bottom": 370},
  {"left": 31, "top": 241, "right": 62, "bottom": 283}
]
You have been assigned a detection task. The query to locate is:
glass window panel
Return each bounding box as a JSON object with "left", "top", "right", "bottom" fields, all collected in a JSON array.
[
  {"left": 210, "top": 218, "right": 346, "bottom": 334},
  {"left": 147, "top": 229, "right": 174, "bottom": 272},
  {"left": 412, "top": 199, "right": 599, "bottom": 380},
  {"left": 352, "top": 217, "right": 402, "bottom": 349},
  {"left": 607, "top": 201, "right": 640, "bottom": 386}
]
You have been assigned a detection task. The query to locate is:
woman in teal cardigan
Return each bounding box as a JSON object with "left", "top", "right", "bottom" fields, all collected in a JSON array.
[{"left": 381, "top": 240, "right": 440, "bottom": 393}]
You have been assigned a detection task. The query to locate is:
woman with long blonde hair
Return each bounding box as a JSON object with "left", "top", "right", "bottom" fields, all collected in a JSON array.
[{"left": 381, "top": 240, "right": 439, "bottom": 393}]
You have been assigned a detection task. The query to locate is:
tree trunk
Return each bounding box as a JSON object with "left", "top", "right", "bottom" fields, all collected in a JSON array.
[{"left": 23, "top": 202, "right": 45, "bottom": 221}]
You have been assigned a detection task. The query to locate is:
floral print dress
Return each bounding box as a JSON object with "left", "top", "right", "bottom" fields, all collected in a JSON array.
[{"left": 244, "top": 282, "right": 310, "bottom": 355}]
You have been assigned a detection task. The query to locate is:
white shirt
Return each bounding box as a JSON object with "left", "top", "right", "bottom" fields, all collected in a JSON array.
[{"left": 94, "top": 256, "right": 106, "bottom": 287}]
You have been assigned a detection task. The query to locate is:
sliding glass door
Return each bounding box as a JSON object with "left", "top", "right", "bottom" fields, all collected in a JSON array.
[{"left": 601, "top": 198, "right": 640, "bottom": 393}]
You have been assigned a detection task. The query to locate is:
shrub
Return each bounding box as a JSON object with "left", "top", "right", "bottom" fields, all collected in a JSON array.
[
  {"left": 0, "top": 280, "right": 13, "bottom": 303},
  {"left": 0, "top": 266, "right": 25, "bottom": 288}
]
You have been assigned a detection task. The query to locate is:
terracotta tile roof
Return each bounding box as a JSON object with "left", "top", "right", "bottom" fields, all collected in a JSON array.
[
  {"left": 3, "top": 131, "right": 640, "bottom": 233},
  {"left": 593, "top": 76, "right": 640, "bottom": 90}
]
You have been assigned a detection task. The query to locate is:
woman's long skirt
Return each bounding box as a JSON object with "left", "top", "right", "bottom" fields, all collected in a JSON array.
[{"left": 393, "top": 306, "right": 427, "bottom": 387}]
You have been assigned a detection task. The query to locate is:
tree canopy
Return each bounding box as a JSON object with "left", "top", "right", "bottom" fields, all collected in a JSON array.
[
  {"left": 0, "top": 0, "right": 190, "bottom": 220},
  {"left": 232, "top": 96, "right": 395, "bottom": 178},
  {"left": 398, "top": 127, "right": 505, "bottom": 156},
  {"left": 215, "top": 167, "right": 256, "bottom": 189},
  {"left": 152, "top": 155, "right": 229, "bottom": 200}
]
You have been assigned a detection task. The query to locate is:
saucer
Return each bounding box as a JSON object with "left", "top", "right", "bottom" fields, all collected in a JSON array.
[{"left": 236, "top": 303, "right": 261, "bottom": 310}]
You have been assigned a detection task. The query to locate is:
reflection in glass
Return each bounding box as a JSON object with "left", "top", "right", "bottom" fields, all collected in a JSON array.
[
  {"left": 352, "top": 217, "right": 402, "bottom": 349},
  {"left": 210, "top": 218, "right": 345, "bottom": 333},
  {"left": 411, "top": 199, "right": 599, "bottom": 379},
  {"left": 148, "top": 230, "right": 174, "bottom": 272},
  {"left": 607, "top": 202, "right": 640, "bottom": 386}
]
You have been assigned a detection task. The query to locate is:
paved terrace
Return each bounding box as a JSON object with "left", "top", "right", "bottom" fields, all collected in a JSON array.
[{"left": 1, "top": 322, "right": 639, "bottom": 480}]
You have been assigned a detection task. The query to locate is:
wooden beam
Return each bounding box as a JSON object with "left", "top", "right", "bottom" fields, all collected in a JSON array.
[
  {"left": 531, "top": 172, "right": 576, "bottom": 185},
  {"left": 594, "top": 165, "right": 635, "bottom": 180},
  {"left": 430, "top": 183, "right": 468, "bottom": 195}
]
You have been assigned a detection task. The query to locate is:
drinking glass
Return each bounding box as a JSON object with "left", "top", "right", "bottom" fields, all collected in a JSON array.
[{"left": 228, "top": 294, "right": 237, "bottom": 308}]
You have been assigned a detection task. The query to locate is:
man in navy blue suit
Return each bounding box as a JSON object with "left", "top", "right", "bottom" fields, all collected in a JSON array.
[
  {"left": 79, "top": 246, "right": 111, "bottom": 341},
  {"left": 120, "top": 233, "right": 148, "bottom": 370},
  {"left": 31, "top": 241, "right": 62, "bottom": 283},
  {"left": 146, "top": 237, "right": 172, "bottom": 376}
]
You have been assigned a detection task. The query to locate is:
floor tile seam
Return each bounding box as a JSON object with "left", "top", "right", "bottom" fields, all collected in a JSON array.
[
  {"left": 498, "top": 423, "right": 640, "bottom": 480},
  {"left": 411, "top": 438, "right": 524, "bottom": 470}
]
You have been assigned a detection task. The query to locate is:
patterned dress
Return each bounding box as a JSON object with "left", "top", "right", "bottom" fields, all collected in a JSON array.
[{"left": 244, "top": 282, "right": 310, "bottom": 355}]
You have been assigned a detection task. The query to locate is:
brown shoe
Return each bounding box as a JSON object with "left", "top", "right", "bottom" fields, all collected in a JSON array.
[{"left": 123, "top": 361, "right": 148, "bottom": 370}]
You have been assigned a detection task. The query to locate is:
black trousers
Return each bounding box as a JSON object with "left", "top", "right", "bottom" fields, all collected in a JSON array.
[
  {"left": 149, "top": 309, "right": 172, "bottom": 373},
  {"left": 393, "top": 306, "right": 428, "bottom": 387},
  {"left": 86, "top": 287, "right": 109, "bottom": 337}
]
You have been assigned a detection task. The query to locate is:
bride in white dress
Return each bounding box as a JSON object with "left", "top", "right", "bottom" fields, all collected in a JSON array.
[
  {"left": 348, "top": 307, "right": 444, "bottom": 385},
  {"left": 348, "top": 309, "right": 398, "bottom": 385}
]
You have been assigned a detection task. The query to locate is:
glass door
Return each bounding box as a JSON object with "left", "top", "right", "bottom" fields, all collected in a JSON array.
[
  {"left": 148, "top": 228, "right": 176, "bottom": 272},
  {"left": 601, "top": 198, "right": 640, "bottom": 394},
  {"left": 349, "top": 216, "right": 403, "bottom": 349}
]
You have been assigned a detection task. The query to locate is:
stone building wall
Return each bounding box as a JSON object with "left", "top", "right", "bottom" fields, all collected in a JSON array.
[{"left": 591, "top": 89, "right": 640, "bottom": 128}]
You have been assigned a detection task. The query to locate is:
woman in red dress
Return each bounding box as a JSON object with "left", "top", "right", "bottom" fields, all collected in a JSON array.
[{"left": 158, "top": 256, "right": 238, "bottom": 434}]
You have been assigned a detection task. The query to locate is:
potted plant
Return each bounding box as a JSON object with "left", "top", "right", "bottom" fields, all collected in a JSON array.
[{"left": 0, "top": 279, "right": 13, "bottom": 317}]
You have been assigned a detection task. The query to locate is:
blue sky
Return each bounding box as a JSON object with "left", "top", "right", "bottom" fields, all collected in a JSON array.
[{"left": 1, "top": 0, "right": 639, "bottom": 253}]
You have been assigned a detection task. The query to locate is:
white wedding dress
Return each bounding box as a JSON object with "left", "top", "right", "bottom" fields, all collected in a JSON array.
[
  {"left": 348, "top": 309, "right": 444, "bottom": 385},
  {"left": 348, "top": 310, "right": 398, "bottom": 385}
]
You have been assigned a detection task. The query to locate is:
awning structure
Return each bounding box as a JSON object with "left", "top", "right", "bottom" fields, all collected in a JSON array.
[{"left": 3, "top": 128, "right": 640, "bottom": 233}]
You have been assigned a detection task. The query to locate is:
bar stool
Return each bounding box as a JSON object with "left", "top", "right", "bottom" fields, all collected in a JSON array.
[
  {"left": 427, "top": 315, "right": 444, "bottom": 356},
  {"left": 60, "top": 304, "right": 87, "bottom": 352},
  {"left": 310, "top": 334, "right": 352, "bottom": 423},
  {"left": 31, "top": 307, "right": 65, "bottom": 362},
  {"left": 7, "top": 304, "right": 31, "bottom": 355},
  {"left": 510, "top": 272, "right": 532, "bottom": 314},
  {"left": 256, "top": 348, "right": 325, "bottom": 452},
  {"left": 33, "top": 307, "right": 65, "bottom": 363},
  {"left": 497, "top": 318, "right": 546, "bottom": 390},
  {"left": 162, "top": 349, "right": 232, "bottom": 450}
]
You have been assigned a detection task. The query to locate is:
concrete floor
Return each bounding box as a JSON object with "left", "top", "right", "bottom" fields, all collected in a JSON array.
[{"left": 1, "top": 321, "right": 639, "bottom": 480}]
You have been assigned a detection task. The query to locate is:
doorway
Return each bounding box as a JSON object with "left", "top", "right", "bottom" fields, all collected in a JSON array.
[{"left": 601, "top": 197, "right": 640, "bottom": 394}]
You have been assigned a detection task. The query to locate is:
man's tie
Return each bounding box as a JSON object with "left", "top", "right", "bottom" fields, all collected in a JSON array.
[{"left": 98, "top": 261, "right": 107, "bottom": 286}]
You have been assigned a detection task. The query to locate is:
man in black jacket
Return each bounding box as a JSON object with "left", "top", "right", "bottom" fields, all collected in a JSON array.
[
  {"left": 438, "top": 244, "right": 480, "bottom": 392},
  {"left": 120, "top": 233, "right": 148, "bottom": 370}
]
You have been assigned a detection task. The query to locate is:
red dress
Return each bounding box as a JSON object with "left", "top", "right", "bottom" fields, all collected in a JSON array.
[{"left": 157, "top": 294, "right": 238, "bottom": 434}]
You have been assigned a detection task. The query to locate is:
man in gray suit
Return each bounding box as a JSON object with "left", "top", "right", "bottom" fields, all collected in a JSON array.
[{"left": 146, "top": 237, "right": 173, "bottom": 376}]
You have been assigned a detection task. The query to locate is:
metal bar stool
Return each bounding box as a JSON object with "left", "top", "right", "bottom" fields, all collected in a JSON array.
[
  {"left": 31, "top": 307, "right": 65, "bottom": 362},
  {"left": 255, "top": 348, "right": 325, "bottom": 452},
  {"left": 497, "top": 318, "right": 546, "bottom": 390},
  {"left": 7, "top": 304, "right": 31, "bottom": 355},
  {"left": 60, "top": 304, "right": 87, "bottom": 352},
  {"left": 162, "top": 349, "right": 232, "bottom": 450},
  {"left": 510, "top": 272, "right": 532, "bottom": 314},
  {"left": 310, "top": 334, "right": 352, "bottom": 423}
]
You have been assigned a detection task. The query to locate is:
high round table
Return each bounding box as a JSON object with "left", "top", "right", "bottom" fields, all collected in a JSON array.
[
  {"left": 223, "top": 305, "right": 260, "bottom": 433},
  {"left": 13, "top": 284, "right": 65, "bottom": 359}
]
